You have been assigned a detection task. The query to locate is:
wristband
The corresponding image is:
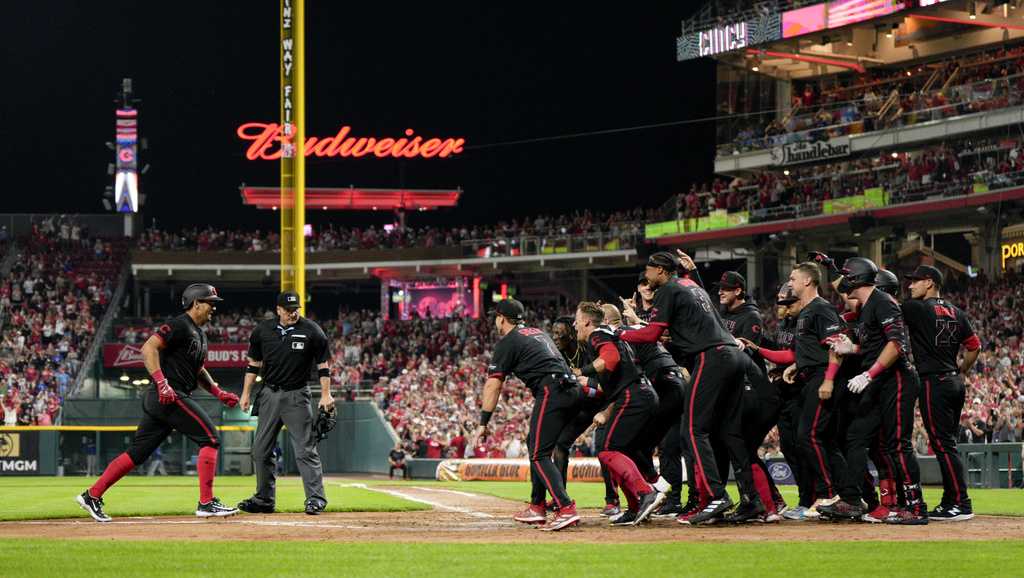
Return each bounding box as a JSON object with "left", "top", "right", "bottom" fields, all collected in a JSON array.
[
  {"left": 867, "top": 361, "right": 886, "bottom": 379},
  {"left": 580, "top": 363, "right": 598, "bottom": 377},
  {"left": 825, "top": 361, "right": 840, "bottom": 381},
  {"left": 318, "top": 367, "right": 330, "bottom": 378},
  {"left": 150, "top": 369, "right": 167, "bottom": 384},
  {"left": 479, "top": 411, "right": 493, "bottom": 426},
  {"left": 245, "top": 365, "right": 260, "bottom": 375}
]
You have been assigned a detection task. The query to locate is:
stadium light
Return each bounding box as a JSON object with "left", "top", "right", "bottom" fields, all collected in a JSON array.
[{"left": 119, "top": 373, "right": 129, "bottom": 382}]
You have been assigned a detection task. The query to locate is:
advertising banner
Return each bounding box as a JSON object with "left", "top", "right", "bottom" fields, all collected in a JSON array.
[
  {"left": 0, "top": 432, "right": 40, "bottom": 475},
  {"left": 772, "top": 137, "right": 851, "bottom": 166},
  {"left": 103, "top": 344, "right": 250, "bottom": 369}
]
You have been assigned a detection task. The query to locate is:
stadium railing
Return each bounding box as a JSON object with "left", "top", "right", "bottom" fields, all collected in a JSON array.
[{"left": 459, "top": 228, "right": 644, "bottom": 257}]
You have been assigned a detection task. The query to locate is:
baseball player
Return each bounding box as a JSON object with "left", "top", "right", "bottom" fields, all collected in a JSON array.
[
  {"left": 620, "top": 251, "right": 764, "bottom": 524},
  {"left": 903, "top": 265, "right": 980, "bottom": 521},
  {"left": 476, "top": 299, "right": 581, "bottom": 531},
  {"left": 719, "top": 271, "right": 786, "bottom": 521},
  {"left": 549, "top": 316, "right": 620, "bottom": 517},
  {"left": 76, "top": 283, "right": 239, "bottom": 522},
  {"left": 575, "top": 301, "right": 664, "bottom": 526},
  {"left": 836, "top": 257, "right": 928, "bottom": 524},
  {"left": 237, "top": 291, "right": 334, "bottom": 516}
]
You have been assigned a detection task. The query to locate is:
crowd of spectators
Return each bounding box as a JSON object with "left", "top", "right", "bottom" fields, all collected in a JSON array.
[
  {"left": 667, "top": 135, "right": 1024, "bottom": 223},
  {"left": 0, "top": 216, "right": 125, "bottom": 425},
  {"left": 114, "top": 308, "right": 274, "bottom": 345},
  {"left": 722, "top": 43, "right": 1024, "bottom": 155},
  {"left": 135, "top": 209, "right": 653, "bottom": 255}
]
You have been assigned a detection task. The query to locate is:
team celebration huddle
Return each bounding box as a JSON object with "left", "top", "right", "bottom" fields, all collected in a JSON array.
[{"left": 476, "top": 249, "right": 978, "bottom": 531}]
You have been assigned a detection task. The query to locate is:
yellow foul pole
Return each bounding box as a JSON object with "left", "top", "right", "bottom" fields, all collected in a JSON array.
[
  {"left": 280, "top": 0, "right": 306, "bottom": 314},
  {"left": 293, "top": 0, "right": 306, "bottom": 315}
]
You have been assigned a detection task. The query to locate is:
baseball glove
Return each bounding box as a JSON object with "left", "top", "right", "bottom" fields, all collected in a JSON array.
[{"left": 312, "top": 405, "right": 337, "bottom": 443}]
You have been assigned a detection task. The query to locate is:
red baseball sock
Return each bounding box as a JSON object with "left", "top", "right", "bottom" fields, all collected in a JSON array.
[
  {"left": 198, "top": 446, "right": 218, "bottom": 503},
  {"left": 752, "top": 465, "right": 775, "bottom": 513},
  {"left": 879, "top": 478, "right": 897, "bottom": 508},
  {"left": 599, "top": 451, "right": 653, "bottom": 504},
  {"left": 89, "top": 453, "right": 135, "bottom": 498}
]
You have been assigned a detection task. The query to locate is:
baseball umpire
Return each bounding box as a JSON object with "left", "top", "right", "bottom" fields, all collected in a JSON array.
[
  {"left": 237, "top": 291, "right": 335, "bottom": 515},
  {"left": 77, "top": 283, "right": 239, "bottom": 522}
]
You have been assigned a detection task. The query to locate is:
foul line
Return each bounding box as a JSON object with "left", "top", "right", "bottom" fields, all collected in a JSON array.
[{"left": 338, "top": 483, "right": 494, "bottom": 519}]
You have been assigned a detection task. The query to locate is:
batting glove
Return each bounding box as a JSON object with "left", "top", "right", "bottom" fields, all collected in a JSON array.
[
  {"left": 156, "top": 378, "right": 177, "bottom": 405},
  {"left": 829, "top": 334, "right": 858, "bottom": 356},
  {"left": 847, "top": 371, "right": 872, "bottom": 394}
]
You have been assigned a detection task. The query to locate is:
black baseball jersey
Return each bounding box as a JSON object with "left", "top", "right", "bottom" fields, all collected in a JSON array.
[
  {"left": 721, "top": 302, "right": 765, "bottom": 344},
  {"left": 488, "top": 326, "right": 572, "bottom": 391},
  {"left": 763, "top": 316, "right": 796, "bottom": 352},
  {"left": 587, "top": 327, "right": 645, "bottom": 401},
  {"left": 795, "top": 296, "right": 845, "bottom": 371},
  {"left": 902, "top": 297, "right": 979, "bottom": 375},
  {"left": 621, "top": 324, "right": 677, "bottom": 382},
  {"left": 560, "top": 341, "right": 593, "bottom": 372},
  {"left": 248, "top": 317, "right": 330, "bottom": 388},
  {"left": 853, "top": 288, "right": 913, "bottom": 373},
  {"left": 155, "top": 314, "right": 207, "bottom": 394},
  {"left": 650, "top": 276, "right": 734, "bottom": 361}
]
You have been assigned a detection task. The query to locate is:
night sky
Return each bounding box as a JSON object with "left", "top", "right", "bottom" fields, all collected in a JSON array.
[{"left": 4, "top": 3, "right": 714, "bottom": 230}]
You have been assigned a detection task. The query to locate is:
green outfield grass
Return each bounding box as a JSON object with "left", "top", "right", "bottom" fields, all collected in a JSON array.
[
  {"left": 0, "top": 539, "right": 1020, "bottom": 577},
  {"left": 371, "top": 479, "right": 1024, "bottom": 516},
  {"left": 0, "top": 476, "right": 427, "bottom": 521}
]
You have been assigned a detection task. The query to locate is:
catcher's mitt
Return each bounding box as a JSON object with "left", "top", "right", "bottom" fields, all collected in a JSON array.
[{"left": 313, "top": 405, "right": 337, "bottom": 443}]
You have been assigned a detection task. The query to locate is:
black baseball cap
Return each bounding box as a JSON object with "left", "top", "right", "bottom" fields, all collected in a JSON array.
[
  {"left": 717, "top": 271, "right": 746, "bottom": 290},
  {"left": 277, "top": 291, "right": 302, "bottom": 310},
  {"left": 636, "top": 272, "right": 649, "bottom": 286},
  {"left": 646, "top": 251, "right": 679, "bottom": 271},
  {"left": 494, "top": 298, "right": 525, "bottom": 321},
  {"left": 905, "top": 265, "right": 943, "bottom": 288},
  {"left": 776, "top": 282, "right": 798, "bottom": 306}
]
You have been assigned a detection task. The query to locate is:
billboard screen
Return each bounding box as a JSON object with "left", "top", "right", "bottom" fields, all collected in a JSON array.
[
  {"left": 827, "top": 0, "right": 908, "bottom": 29},
  {"left": 114, "top": 108, "right": 139, "bottom": 213},
  {"left": 783, "top": 4, "right": 827, "bottom": 38}
]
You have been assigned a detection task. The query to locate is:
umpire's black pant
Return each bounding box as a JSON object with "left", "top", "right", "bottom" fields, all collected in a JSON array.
[
  {"left": 527, "top": 380, "right": 581, "bottom": 508},
  {"left": 683, "top": 345, "right": 754, "bottom": 500},
  {"left": 920, "top": 372, "right": 970, "bottom": 506},
  {"left": 128, "top": 387, "right": 219, "bottom": 465}
]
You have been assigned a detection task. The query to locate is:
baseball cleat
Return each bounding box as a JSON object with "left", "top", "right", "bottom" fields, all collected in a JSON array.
[
  {"left": 76, "top": 491, "right": 111, "bottom": 523},
  {"left": 651, "top": 500, "right": 684, "bottom": 518},
  {"left": 633, "top": 491, "right": 666, "bottom": 525},
  {"left": 773, "top": 497, "right": 789, "bottom": 517},
  {"left": 600, "top": 502, "right": 622, "bottom": 517},
  {"left": 861, "top": 505, "right": 889, "bottom": 523},
  {"left": 930, "top": 502, "right": 973, "bottom": 522},
  {"left": 782, "top": 506, "right": 812, "bottom": 521},
  {"left": 676, "top": 495, "right": 708, "bottom": 525},
  {"left": 759, "top": 512, "right": 783, "bottom": 523},
  {"left": 817, "top": 499, "right": 865, "bottom": 520},
  {"left": 883, "top": 507, "right": 928, "bottom": 525},
  {"left": 609, "top": 510, "right": 638, "bottom": 526},
  {"left": 545, "top": 499, "right": 557, "bottom": 513},
  {"left": 513, "top": 504, "right": 547, "bottom": 524},
  {"left": 540, "top": 505, "right": 580, "bottom": 531},
  {"left": 687, "top": 495, "right": 734, "bottom": 525},
  {"left": 723, "top": 496, "right": 765, "bottom": 524},
  {"left": 806, "top": 496, "right": 838, "bottom": 519},
  {"left": 196, "top": 498, "right": 239, "bottom": 518},
  {"left": 237, "top": 496, "right": 275, "bottom": 514}
]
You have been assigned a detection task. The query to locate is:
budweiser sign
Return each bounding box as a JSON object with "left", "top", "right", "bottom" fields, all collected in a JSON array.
[
  {"left": 103, "top": 344, "right": 250, "bottom": 369},
  {"left": 237, "top": 122, "right": 466, "bottom": 161}
]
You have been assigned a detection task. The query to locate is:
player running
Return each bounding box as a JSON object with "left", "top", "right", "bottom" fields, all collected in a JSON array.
[{"left": 76, "top": 283, "right": 240, "bottom": 522}]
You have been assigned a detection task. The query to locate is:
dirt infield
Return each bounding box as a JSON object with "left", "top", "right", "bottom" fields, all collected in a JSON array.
[{"left": 3, "top": 486, "right": 1021, "bottom": 543}]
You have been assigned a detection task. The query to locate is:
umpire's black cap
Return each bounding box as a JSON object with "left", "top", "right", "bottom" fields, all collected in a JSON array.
[
  {"left": 494, "top": 298, "right": 525, "bottom": 321},
  {"left": 905, "top": 265, "right": 943, "bottom": 288},
  {"left": 717, "top": 271, "right": 746, "bottom": 290},
  {"left": 646, "top": 251, "right": 679, "bottom": 272},
  {"left": 277, "top": 291, "right": 302, "bottom": 310}
]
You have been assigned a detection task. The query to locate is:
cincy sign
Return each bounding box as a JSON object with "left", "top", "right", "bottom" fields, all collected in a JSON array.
[{"left": 237, "top": 122, "right": 466, "bottom": 161}]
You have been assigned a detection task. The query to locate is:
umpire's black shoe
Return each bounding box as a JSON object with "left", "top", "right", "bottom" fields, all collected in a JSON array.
[
  {"left": 305, "top": 499, "right": 327, "bottom": 515},
  {"left": 688, "top": 494, "right": 734, "bottom": 525},
  {"left": 196, "top": 497, "right": 239, "bottom": 518},
  {"left": 76, "top": 491, "right": 112, "bottom": 523},
  {"left": 609, "top": 509, "right": 638, "bottom": 526},
  {"left": 816, "top": 499, "right": 864, "bottom": 521},
  {"left": 724, "top": 496, "right": 767, "bottom": 524},
  {"left": 237, "top": 496, "right": 275, "bottom": 514}
]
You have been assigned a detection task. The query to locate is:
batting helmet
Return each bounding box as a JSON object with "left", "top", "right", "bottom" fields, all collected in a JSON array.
[
  {"left": 776, "top": 281, "right": 797, "bottom": 306},
  {"left": 874, "top": 269, "right": 899, "bottom": 297},
  {"left": 181, "top": 283, "right": 224, "bottom": 310},
  {"left": 840, "top": 257, "right": 878, "bottom": 290}
]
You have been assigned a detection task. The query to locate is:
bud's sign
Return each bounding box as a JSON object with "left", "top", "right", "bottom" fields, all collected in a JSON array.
[{"left": 103, "top": 344, "right": 249, "bottom": 369}]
